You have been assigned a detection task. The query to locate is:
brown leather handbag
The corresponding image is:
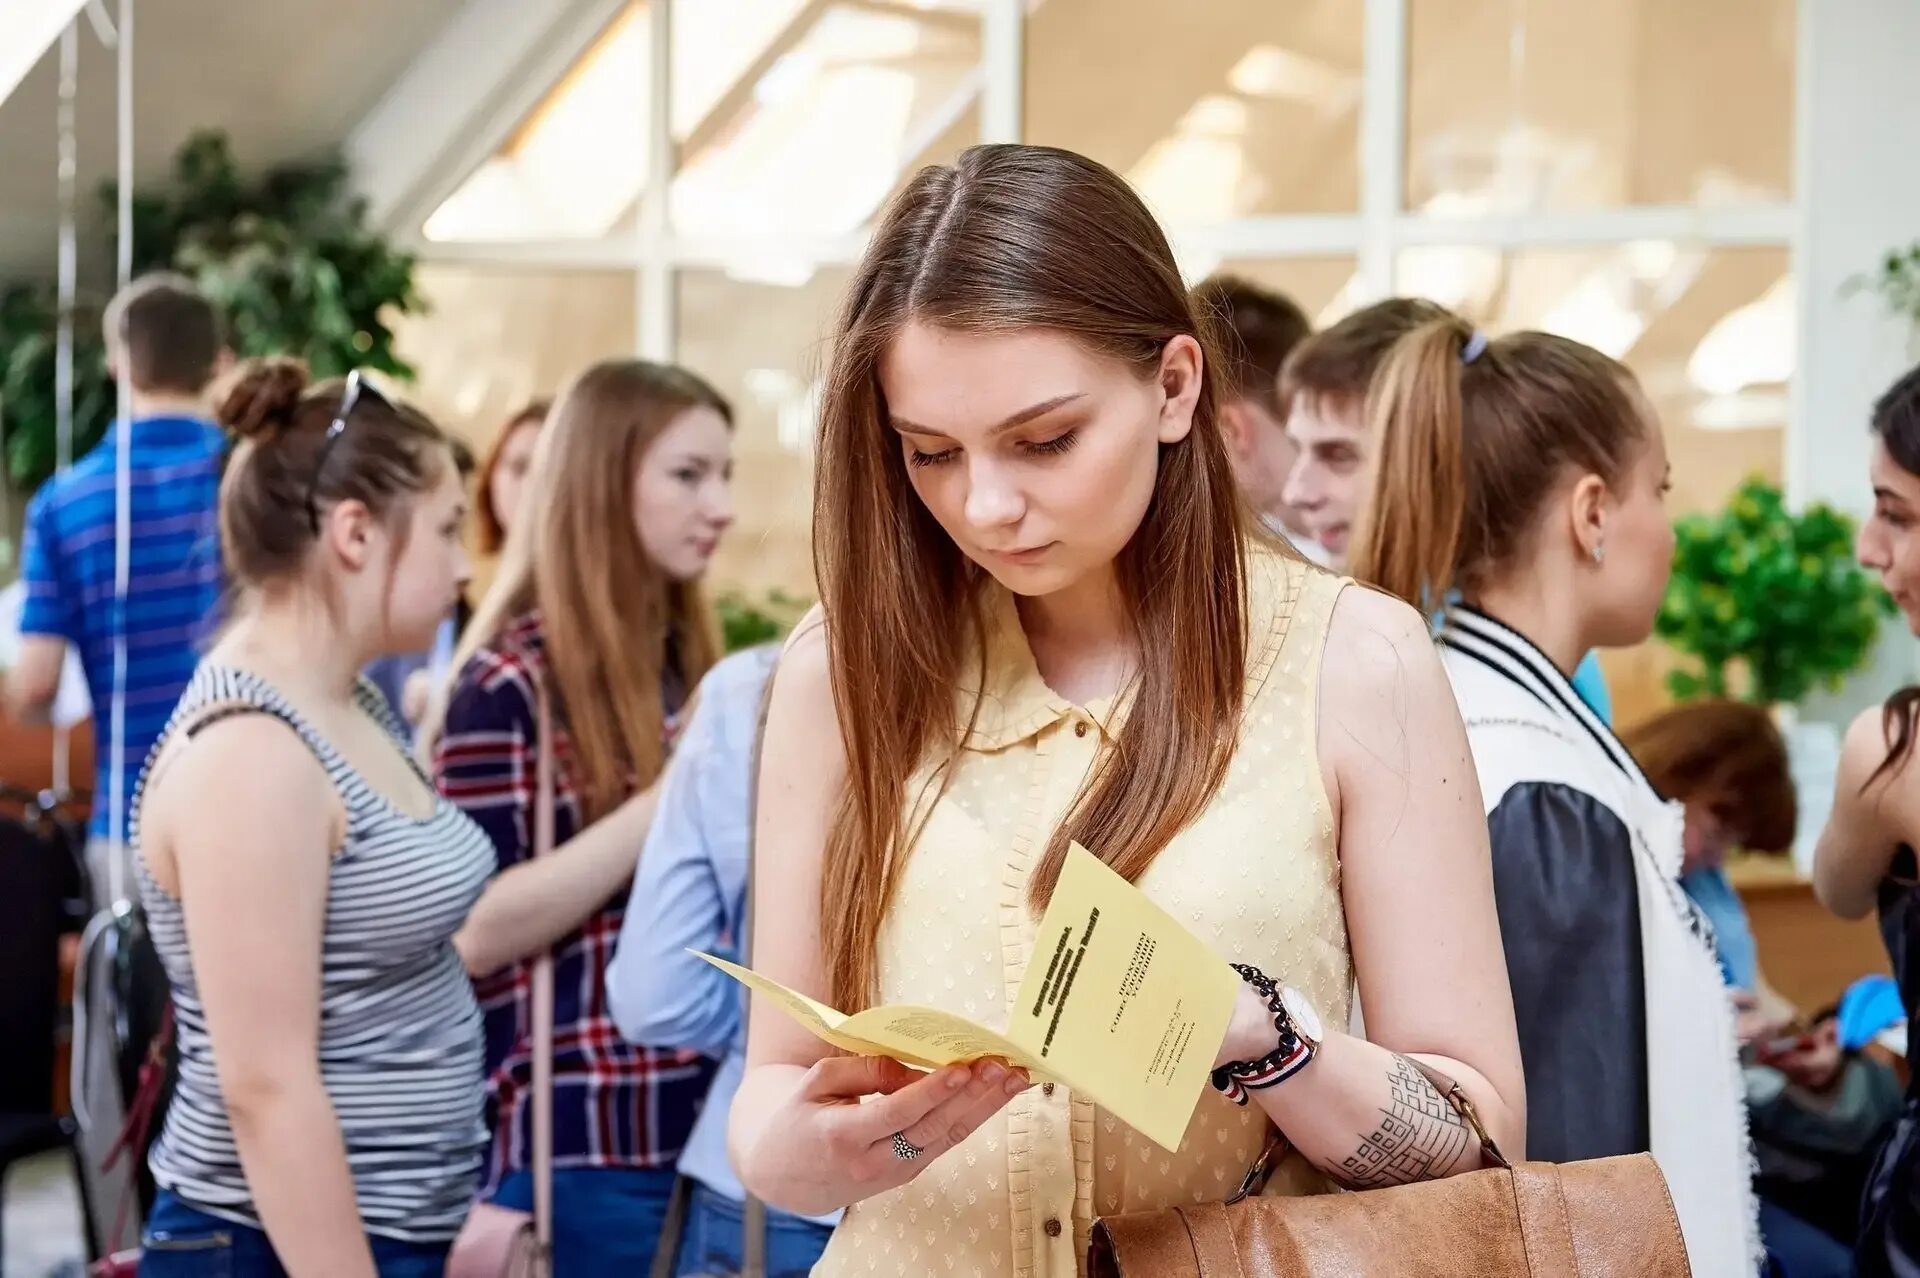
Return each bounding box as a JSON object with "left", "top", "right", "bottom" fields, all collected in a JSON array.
[{"left": 1090, "top": 1062, "right": 1691, "bottom": 1277}]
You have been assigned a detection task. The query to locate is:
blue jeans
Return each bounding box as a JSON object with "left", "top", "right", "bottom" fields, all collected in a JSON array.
[
  {"left": 674, "top": 1183, "right": 834, "bottom": 1278},
  {"left": 138, "top": 1190, "right": 448, "bottom": 1277},
  {"left": 490, "top": 1166, "right": 677, "bottom": 1273},
  {"left": 1759, "top": 1197, "right": 1852, "bottom": 1278}
]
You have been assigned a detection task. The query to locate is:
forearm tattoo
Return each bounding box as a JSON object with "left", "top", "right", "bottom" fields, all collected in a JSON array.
[{"left": 1331, "top": 1055, "right": 1472, "bottom": 1190}]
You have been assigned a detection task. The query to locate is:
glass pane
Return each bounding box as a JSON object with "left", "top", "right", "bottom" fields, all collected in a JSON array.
[
  {"left": 395, "top": 264, "right": 637, "bottom": 440},
  {"left": 675, "top": 267, "right": 853, "bottom": 597},
  {"left": 1406, "top": 0, "right": 1793, "bottom": 214},
  {"left": 1187, "top": 256, "right": 1362, "bottom": 329},
  {"left": 1026, "top": 0, "right": 1361, "bottom": 220},
  {"left": 425, "top": 4, "right": 652, "bottom": 242},
  {"left": 1395, "top": 245, "right": 1790, "bottom": 513},
  {"left": 670, "top": 4, "right": 981, "bottom": 237}
]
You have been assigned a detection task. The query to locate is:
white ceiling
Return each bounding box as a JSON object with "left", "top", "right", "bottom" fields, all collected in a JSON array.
[{"left": 0, "top": 0, "right": 469, "bottom": 282}]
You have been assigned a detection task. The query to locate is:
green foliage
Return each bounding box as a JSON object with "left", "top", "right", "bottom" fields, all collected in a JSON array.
[
  {"left": 0, "top": 130, "right": 423, "bottom": 491},
  {"left": 1856, "top": 241, "right": 1920, "bottom": 328},
  {"left": 1656, "top": 476, "right": 1897, "bottom": 704},
  {"left": 716, "top": 589, "right": 810, "bottom": 654}
]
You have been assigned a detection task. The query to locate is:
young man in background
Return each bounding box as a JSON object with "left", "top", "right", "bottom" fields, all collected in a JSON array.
[{"left": 1192, "top": 274, "right": 1322, "bottom": 560}]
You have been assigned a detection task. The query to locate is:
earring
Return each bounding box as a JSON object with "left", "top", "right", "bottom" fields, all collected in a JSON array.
[{"left": 1592, "top": 543, "right": 1607, "bottom": 564}]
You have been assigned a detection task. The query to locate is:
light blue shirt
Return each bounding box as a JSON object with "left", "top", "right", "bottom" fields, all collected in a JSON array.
[
  {"left": 606, "top": 646, "right": 837, "bottom": 1225},
  {"left": 1680, "top": 866, "right": 1758, "bottom": 992},
  {"left": 1568, "top": 651, "right": 1613, "bottom": 725}
]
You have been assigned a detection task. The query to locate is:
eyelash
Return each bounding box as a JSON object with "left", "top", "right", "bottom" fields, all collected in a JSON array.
[{"left": 907, "top": 431, "right": 1079, "bottom": 468}]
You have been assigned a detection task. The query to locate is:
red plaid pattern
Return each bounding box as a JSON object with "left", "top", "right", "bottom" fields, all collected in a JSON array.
[{"left": 433, "top": 612, "right": 713, "bottom": 1194}]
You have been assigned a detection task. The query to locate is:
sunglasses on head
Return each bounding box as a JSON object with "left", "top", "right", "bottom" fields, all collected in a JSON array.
[{"left": 305, "top": 369, "right": 393, "bottom": 534}]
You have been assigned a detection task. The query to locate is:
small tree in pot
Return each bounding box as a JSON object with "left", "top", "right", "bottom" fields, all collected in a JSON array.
[{"left": 1657, "top": 476, "right": 1896, "bottom": 706}]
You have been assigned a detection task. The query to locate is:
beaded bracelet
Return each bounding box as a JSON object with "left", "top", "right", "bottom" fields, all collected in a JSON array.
[{"left": 1209, "top": 962, "right": 1317, "bottom": 1105}]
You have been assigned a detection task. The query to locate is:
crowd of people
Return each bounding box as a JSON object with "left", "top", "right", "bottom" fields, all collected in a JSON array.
[{"left": 9, "top": 141, "right": 1920, "bottom": 1278}]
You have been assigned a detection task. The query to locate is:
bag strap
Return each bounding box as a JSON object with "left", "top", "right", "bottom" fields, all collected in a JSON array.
[
  {"left": 738, "top": 653, "right": 780, "bottom": 1278},
  {"left": 1229, "top": 1057, "right": 1511, "bottom": 1202},
  {"left": 530, "top": 677, "right": 558, "bottom": 1259}
]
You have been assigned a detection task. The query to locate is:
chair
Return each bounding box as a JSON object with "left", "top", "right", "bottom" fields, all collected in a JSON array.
[{"left": 0, "top": 808, "right": 100, "bottom": 1263}]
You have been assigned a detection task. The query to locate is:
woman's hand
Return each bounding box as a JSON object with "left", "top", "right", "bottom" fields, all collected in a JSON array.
[
  {"left": 738, "top": 1055, "right": 1030, "bottom": 1217},
  {"left": 1213, "top": 981, "right": 1280, "bottom": 1070}
]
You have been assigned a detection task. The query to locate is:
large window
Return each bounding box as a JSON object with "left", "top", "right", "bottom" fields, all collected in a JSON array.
[{"left": 401, "top": 0, "right": 1797, "bottom": 619}]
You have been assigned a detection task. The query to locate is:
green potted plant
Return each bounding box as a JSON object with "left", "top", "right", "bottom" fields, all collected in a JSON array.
[
  {"left": 1657, "top": 476, "right": 1895, "bottom": 705},
  {"left": 715, "top": 588, "right": 811, "bottom": 654},
  {"left": 0, "top": 130, "right": 423, "bottom": 492},
  {"left": 1656, "top": 476, "right": 1897, "bottom": 871}
]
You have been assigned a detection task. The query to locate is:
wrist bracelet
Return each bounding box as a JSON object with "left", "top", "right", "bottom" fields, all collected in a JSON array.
[{"left": 1210, "top": 962, "right": 1318, "bottom": 1106}]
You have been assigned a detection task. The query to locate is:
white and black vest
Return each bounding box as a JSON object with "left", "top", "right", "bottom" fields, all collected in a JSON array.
[{"left": 1439, "top": 605, "right": 1759, "bottom": 1277}]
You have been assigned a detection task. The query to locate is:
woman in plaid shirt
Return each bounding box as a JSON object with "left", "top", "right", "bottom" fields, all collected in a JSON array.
[{"left": 423, "top": 359, "right": 735, "bottom": 1271}]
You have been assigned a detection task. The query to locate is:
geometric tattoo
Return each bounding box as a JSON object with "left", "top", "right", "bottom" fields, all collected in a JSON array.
[{"left": 1333, "top": 1055, "right": 1473, "bottom": 1189}]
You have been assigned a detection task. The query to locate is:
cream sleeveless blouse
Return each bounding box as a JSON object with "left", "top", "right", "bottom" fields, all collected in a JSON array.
[{"left": 816, "top": 546, "right": 1353, "bottom": 1278}]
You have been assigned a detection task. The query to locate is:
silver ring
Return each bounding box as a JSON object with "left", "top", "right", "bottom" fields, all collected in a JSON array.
[{"left": 891, "top": 1131, "right": 923, "bottom": 1161}]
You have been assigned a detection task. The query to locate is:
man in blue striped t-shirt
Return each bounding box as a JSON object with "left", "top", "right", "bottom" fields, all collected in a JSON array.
[{"left": 7, "top": 273, "right": 228, "bottom": 897}]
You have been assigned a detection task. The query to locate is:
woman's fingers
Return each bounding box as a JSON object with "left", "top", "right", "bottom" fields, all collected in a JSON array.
[
  {"left": 799, "top": 1053, "right": 934, "bottom": 1103},
  {"left": 893, "top": 1058, "right": 1030, "bottom": 1161}
]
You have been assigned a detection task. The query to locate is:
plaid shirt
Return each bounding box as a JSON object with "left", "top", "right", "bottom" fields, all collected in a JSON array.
[{"left": 432, "top": 611, "right": 714, "bottom": 1194}]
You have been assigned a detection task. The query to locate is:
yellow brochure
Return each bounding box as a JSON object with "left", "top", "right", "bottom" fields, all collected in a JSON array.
[{"left": 694, "top": 841, "right": 1238, "bottom": 1153}]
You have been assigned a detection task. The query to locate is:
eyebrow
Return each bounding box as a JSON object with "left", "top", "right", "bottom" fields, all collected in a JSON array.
[
  {"left": 1875, "top": 486, "right": 1908, "bottom": 504},
  {"left": 890, "top": 393, "right": 1086, "bottom": 440}
]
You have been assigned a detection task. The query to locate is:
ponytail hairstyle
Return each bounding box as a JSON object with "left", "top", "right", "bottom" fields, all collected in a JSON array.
[
  {"left": 1866, "top": 363, "right": 1920, "bottom": 788},
  {"left": 1348, "top": 318, "right": 1649, "bottom": 609}
]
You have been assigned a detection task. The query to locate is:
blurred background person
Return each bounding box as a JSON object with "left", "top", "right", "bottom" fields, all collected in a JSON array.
[
  {"left": 607, "top": 644, "right": 838, "bottom": 1277},
  {"left": 1353, "top": 316, "right": 1755, "bottom": 1270},
  {"left": 1191, "top": 273, "right": 1320, "bottom": 560},
  {"left": 1628, "top": 699, "right": 1870, "bottom": 1277},
  {"left": 132, "top": 358, "right": 489, "bottom": 1275},
  {"left": 424, "top": 359, "right": 734, "bottom": 1273},
  {"left": 1816, "top": 361, "right": 1920, "bottom": 1278},
  {"left": 474, "top": 400, "right": 549, "bottom": 566}
]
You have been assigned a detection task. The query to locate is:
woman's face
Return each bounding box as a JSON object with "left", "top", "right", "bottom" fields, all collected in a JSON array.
[
  {"left": 878, "top": 322, "right": 1201, "bottom": 599},
  {"left": 382, "top": 455, "right": 471, "bottom": 653},
  {"left": 1584, "top": 410, "right": 1675, "bottom": 649},
  {"left": 487, "top": 420, "right": 542, "bottom": 544},
  {"left": 633, "top": 405, "right": 735, "bottom": 582},
  {"left": 1858, "top": 439, "right": 1920, "bottom": 633}
]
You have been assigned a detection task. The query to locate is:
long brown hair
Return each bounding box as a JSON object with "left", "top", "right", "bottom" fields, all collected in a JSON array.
[
  {"left": 1621, "top": 700, "right": 1796, "bottom": 853},
  {"left": 1349, "top": 317, "right": 1647, "bottom": 607},
  {"left": 815, "top": 143, "right": 1253, "bottom": 1012},
  {"left": 1868, "top": 364, "right": 1920, "bottom": 787},
  {"left": 424, "top": 361, "right": 727, "bottom": 819}
]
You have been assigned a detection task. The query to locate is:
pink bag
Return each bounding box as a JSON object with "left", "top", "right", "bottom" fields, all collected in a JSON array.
[{"left": 447, "top": 682, "right": 559, "bottom": 1278}]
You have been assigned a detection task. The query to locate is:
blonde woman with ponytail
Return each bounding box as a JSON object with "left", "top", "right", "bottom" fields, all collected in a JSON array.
[
  {"left": 1351, "top": 319, "right": 1757, "bottom": 1275},
  {"left": 422, "top": 359, "right": 735, "bottom": 1272}
]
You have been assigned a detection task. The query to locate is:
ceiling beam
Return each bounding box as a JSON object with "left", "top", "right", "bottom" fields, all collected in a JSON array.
[
  {"left": 0, "top": 0, "right": 89, "bottom": 109},
  {"left": 344, "top": 0, "right": 629, "bottom": 235}
]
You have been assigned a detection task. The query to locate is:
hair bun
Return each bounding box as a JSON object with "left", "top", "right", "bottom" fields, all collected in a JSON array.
[{"left": 218, "top": 358, "right": 310, "bottom": 440}]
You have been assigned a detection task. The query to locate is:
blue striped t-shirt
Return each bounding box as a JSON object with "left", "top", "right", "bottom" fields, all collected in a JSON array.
[{"left": 19, "top": 417, "right": 227, "bottom": 839}]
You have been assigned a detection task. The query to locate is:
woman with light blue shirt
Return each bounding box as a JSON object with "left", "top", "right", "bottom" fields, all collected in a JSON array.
[{"left": 607, "top": 645, "right": 838, "bottom": 1276}]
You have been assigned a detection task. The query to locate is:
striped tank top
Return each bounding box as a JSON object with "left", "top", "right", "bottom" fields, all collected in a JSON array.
[{"left": 133, "top": 665, "right": 494, "bottom": 1241}]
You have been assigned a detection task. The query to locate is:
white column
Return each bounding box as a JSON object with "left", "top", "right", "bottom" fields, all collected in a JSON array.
[
  {"left": 1790, "top": 0, "right": 1920, "bottom": 726},
  {"left": 980, "top": 0, "right": 1024, "bottom": 144},
  {"left": 1357, "top": 0, "right": 1407, "bottom": 301},
  {"left": 637, "top": 0, "right": 675, "bottom": 361}
]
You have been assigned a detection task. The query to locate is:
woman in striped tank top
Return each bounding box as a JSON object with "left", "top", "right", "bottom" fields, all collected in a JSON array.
[{"left": 133, "top": 359, "right": 492, "bottom": 1276}]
